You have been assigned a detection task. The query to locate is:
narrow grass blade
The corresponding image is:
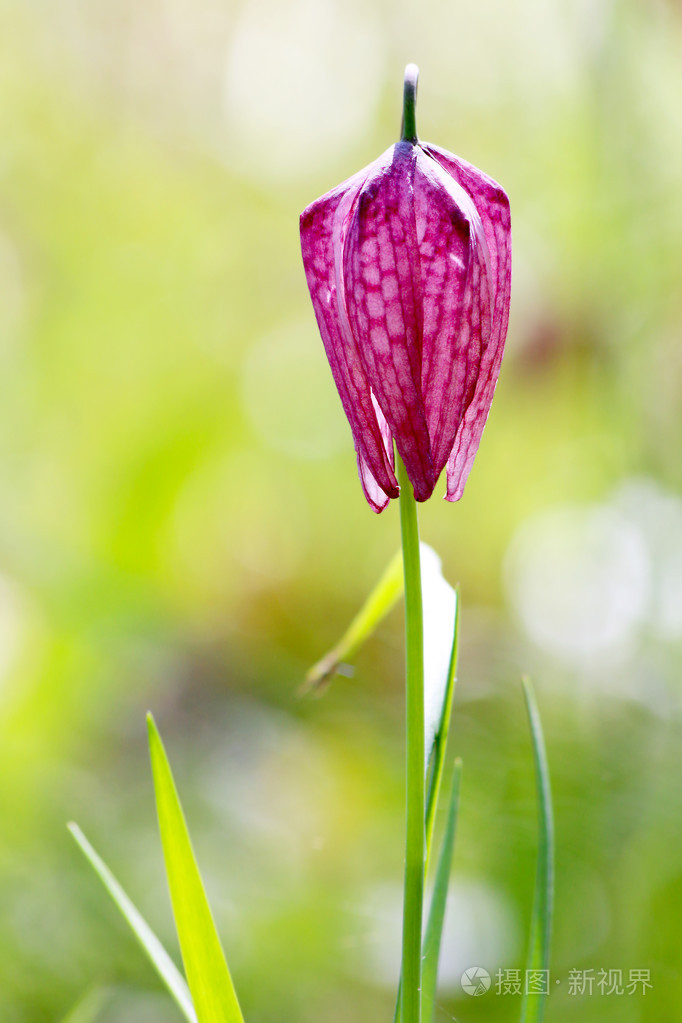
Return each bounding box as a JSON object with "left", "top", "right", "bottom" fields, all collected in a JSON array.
[
  {"left": 421, "top": 760, "right": 462, "bottom": 1023},
  {"left": 147, "top": 714, "right": 245, "bottom": 1023},
  {"left": 68, "top": 823, "right": 196, "bottom": 1023},
  {"left": 303, "top": 550, "right": 403, "bottom": 692},
  {"left": 520, "top": 678, "right": 554, "bottom": 1023},
  {"left": 58, "top": 986, "right": 110, "bottom": 1023},
  {"left": 424, "top": 585, "right": 459, "bottom": 858},
  {"left": 303, "top": 542, "right": 456, "bottom": 705}
]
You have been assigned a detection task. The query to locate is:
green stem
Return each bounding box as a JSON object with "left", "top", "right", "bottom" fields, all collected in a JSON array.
[
  {"left": 397, "top": 456, "right": 425, "bottom": 1023},
  {"left": 401, "top": 64, "right": 419, "bottom": 143}
]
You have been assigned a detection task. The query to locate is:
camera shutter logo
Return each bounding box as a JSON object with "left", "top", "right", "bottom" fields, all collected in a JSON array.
[{"left": 461, "top": 967, "right": 492, "bottom": 996}]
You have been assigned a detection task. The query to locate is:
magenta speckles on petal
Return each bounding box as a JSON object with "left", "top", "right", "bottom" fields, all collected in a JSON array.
[{"left": 300, "top": 72, "right": 511, "bottom": 512}]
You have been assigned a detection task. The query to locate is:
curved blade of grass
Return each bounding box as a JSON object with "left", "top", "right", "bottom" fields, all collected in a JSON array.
[
  {"left": 303, "top": 550, "right": 403, "bottom": 692},
  {"left": 58, "top": 986, "right": 110, "bottom": 1023},
  {"left": 303, "top": 543, "right": 456, "bottom": 709},
  {"left": 421, "top": 759, "right": 462, "bottom": 1023},
  {"left": 147, "top": 714, "right": 245, "bottom": 1023},
  {"left": 68, "top": 823, "right": 196, "bottom": 1023},
  {"left": 520, "top": 678, "right": 554, "bottom": 1023},
  {"left": 393, "top": 592, "right": 460, "bottom": 1023}
]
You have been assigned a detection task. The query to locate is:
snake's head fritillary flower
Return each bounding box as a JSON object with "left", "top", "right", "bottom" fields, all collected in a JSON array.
[{"left": 300, "top": 65, "right": 511, "bottom": 512}]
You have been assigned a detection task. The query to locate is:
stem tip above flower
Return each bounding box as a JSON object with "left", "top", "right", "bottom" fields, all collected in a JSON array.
[{"left": 401, "top": 64, "right": 419, "bottom": 143}]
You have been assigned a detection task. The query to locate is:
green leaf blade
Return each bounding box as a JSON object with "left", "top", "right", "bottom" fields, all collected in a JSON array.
[
  {"left": 520, "top": 678, "right": 554, "bottom": 1023},
  {"left": 68, "top": 823, "right": 196, "bottom": 1023},
  {"left": 304, "top": 550, "right": 404, "bottom": 691},
  {"left": 147, "top": 714, "right": 245, "bottom": 1023},
  {"left": 421, "top": 759, "right": 462, "bottom": 1023}
]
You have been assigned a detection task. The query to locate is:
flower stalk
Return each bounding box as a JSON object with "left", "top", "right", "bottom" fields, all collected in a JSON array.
[
  {"left": 300, "top": 62, "right": 512, "bottom": 1017},
  {"left": 398, "top": 455, "right": 425, "bottom": 1023}
]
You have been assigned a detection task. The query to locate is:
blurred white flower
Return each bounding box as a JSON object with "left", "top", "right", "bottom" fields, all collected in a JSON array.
[
  {"left": 505, "top": 503, "right": 650, "bottom": 665},
  {"left": 359, "top": 878, "right": 518, "bottom": 989},
  {"left": 506, "top": 477, "right": 682, "bottom": 684},
  {"left": 612, "top": 478, "right": 682, "bottom": 641}
]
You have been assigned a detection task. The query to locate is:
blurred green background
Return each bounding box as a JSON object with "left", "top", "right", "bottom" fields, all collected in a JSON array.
[{"left": 0, "top": 0, "right": 681, "bottom": 1020}]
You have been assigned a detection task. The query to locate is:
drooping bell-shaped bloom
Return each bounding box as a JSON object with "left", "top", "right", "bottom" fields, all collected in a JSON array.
[{"left": 300, "top": 66, "right": 511, "bottom": 512}]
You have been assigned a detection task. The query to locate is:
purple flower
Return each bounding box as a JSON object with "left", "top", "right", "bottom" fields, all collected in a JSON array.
[{"left": 300, "top": 68, "right": 511, "bottom": 511}]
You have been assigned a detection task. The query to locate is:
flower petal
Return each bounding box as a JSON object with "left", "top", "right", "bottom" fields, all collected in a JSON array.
[
  {"left": 422, "top": 145, "right": 512, "bottom": 501},
  {"left": 343, "top": 143, "right": 435, "bottom": 502},
  {"left": 356, "top": 391, "right": 395, "bottom": 512},
  {"left": 357, "top": 453, "right": 391, "bottom": 512},
  {"left": 414, "top": 147, "right": 493, "bottom": 479},
  {"left": 300, "top": 165, "right": 399, "bottom": 502}
]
